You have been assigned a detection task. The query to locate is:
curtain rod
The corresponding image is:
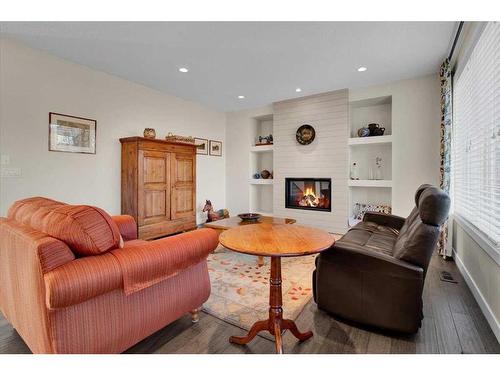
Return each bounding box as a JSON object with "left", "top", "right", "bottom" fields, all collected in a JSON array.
[{"left": 448, "top": 21, "right": 464, "bottom": 61}]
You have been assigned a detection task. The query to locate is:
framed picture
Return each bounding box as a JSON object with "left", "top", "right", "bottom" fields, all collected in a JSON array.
[
  {"left": 194, "top": 137, "right": 209, "bottom": 155},
  {"left": 49, "top": 112, "right": 96, "bottom": 154},
  {"left": 209, "top": 140, "right": 222, "bottom": 157}
]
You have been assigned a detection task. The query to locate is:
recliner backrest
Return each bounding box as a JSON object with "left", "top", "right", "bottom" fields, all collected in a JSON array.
[{"left": 393, "top": 185, "right": 450, "bottom": 270}]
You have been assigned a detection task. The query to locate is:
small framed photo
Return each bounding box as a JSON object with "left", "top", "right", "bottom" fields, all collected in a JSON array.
[
  {"left": 49, "top": 112, "right": 96, "bottom": 154},
  {"left": 209, "top": 140, "right": 222, "bottom": 157},
  {"left": 194, "top": 138, "right": 209, "bottom": 155}
]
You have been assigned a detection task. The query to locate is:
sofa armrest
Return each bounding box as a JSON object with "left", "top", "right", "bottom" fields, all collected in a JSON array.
[
  {"left": 111, "top": 228, "right": 218, "bottom": 295},
  {"left": 111, "top": 215, "right": 137, "bottom": 241},
  {"left": 44, "top": 253, "right": 123, "bottom": 309},
  {"left": 363, "top": 212, "right": 406, "bottom": 231}
]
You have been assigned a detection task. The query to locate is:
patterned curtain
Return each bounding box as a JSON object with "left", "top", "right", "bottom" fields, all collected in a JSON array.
[{"left": 438, "top": 58, "right": 452, "bottom": 256}]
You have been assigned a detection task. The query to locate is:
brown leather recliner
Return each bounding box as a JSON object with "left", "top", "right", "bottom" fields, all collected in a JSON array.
[{"left": 313, "top": 184, "right": 450, "bottom": 333}]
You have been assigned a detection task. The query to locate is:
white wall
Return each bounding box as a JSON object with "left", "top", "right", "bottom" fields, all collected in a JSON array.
[
  {"left": 0, "top": 38, "right": 226, "bottom": 223},
  {"left": 273, "top": 90, "right": 349, "bottom": 234},
  {"left": 225, "top": 105, "right": 273, "bottom": 215},
  {"left": 350, "top": 74, "right": 441, "bottom": 217}
]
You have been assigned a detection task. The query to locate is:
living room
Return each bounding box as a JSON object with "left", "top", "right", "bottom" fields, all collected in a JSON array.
[{"left": 0, "top": 1, "right": 499, "bottom": 373}]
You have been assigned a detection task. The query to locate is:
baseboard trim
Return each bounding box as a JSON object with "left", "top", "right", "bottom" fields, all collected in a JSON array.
[{"left": 453, "top": 248, "right": 500, "bottom": 343}]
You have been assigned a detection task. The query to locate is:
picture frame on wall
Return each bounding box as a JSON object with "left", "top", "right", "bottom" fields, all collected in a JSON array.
[
  {"left": 49, "top": 112, "right": 97, "bottom": 154},
  {"left": 194, "top": 137, "right": 209, "bottom": 155},
  {"left": 209, "top": 140, "right": 222, "bottom": 157}
]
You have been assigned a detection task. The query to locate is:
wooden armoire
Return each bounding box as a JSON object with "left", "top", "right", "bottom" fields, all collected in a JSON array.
[{"left": 120, "top": 137, "right": 197, "bottom": 240}]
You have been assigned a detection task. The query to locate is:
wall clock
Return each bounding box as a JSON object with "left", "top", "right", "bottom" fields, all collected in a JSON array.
[{"left": 296, "top": 124, "right": 316, "bottom": 145}]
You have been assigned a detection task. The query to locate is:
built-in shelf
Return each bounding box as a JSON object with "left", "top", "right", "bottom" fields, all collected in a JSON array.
[
  {"left": 250, "top": 144, "right": 274, "bottom": 152},
  {"left": 348, "top": 135, "right": 392, "bottom": 146},
  {"left": 249, "top": 178, "right": 274, "bottom": 185},
  {"left": 348, "top": 179, "right": 393, "bottom": 188}
]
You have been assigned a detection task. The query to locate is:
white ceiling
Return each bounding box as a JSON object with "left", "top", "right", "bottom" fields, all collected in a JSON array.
[{"left": 0, "top": 22, "right": 456, "bottom": 112}]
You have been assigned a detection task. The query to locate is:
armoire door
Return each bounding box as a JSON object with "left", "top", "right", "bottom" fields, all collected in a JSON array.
[
  {"left": 171, "top": 152, "right": 196, "bottom": 220},
  {"left": 138, "top": 150, "right": 171, "bottom": 226}
]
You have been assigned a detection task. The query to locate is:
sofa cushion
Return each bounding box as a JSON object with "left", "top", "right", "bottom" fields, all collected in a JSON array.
[
  {"left": 352, "top": 221, "right": 400, "bottom": 237},
  {"left": 8, "top": 197, "right": 121, "bottom": 256},
  {"left": 336, "top": 227, "right": 396, "bottom": 257}
]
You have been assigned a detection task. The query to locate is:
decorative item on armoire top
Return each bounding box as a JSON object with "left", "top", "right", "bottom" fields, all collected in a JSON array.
[
  {"left": 143, "top": 128, "right": 156, "bottom": 139},
  {"left": 296, "top": 124, "right": 316, "bottom": 145},
  {"left": 253, "top": 173, "right": 261, "bottom": 179},
  {"left": 357, "top": 127, "right": 370, "bottom": 137},
  {"left": 350, "top": 162, "right": 359, "bottom": 180},
  {"left": 255, "top": 134, "right": 273, "bottom": 146},
  {"left": 49, "top": 112, "right": 96, "bottom": 154},
  {"left": 260, "top": 169, "right": 271, "bottom": 179},
  {"left": 194, "top": 138, "right": 209, "bottom": 155},
  {"left": 165, "top": 132, "right": 195, "bottom": 144},
  {"left": 368, "top": 123, "right": 386, "bottom": 136},
  {"left": 203, "top": 200, "right": 230, "bottom": 222},
  {"left": 209, "top": 140, "right": 222, "bottom": 156}
]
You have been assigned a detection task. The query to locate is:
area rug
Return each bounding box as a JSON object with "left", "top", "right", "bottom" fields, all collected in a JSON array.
[{"left": 202, "top": 245, "right": 319, "bottom": 337}]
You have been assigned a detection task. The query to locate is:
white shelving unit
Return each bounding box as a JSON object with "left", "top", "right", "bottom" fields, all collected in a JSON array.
[
  {"left": 249, "top": 178, "right": 273, "bottom": 185},
  {"left": 249, "top": 115, "right": 274, "bottom": 214},
  {"left": 348, "top": 179, "right": 393, "bottom": 188},
  {"left": 250, "top": 144, "right": 273, "bottom": 153},
  {"left": 348, "top": 96, "right": 393, "bottom": 222},
  {"left": 348, "top": 135, "right": 393, "bottom": 146}
]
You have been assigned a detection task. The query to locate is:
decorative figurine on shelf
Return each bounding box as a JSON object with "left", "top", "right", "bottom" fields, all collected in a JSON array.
[
  {"left": 357, "top": 127, "right": 370, "bottom": 137},
  {"left": 368, "top": 123, "right": 386, "bottom": 136},
  {"left": 260, "top": 169, "right": 271, "bottom": 179},
  {"left": 257, "top": 134, "right": 273, "bottom": 145},
  {"left": 143, "top": 128, "right": 156, "bottom": 139},
  {"left": 203, "top": 200, "right": 230, "bottom": 223},
  {"left": 350, "top": 162, "right": 359, "bottom": 180},
  {"left": 253, "top": 173, "right": 261, "bottom": 179},
  {"left": 374, "top": 156, "right": 383, "bottom": 180}
]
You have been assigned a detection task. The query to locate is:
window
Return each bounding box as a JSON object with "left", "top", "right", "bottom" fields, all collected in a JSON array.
[{"left": 453, "top": 22, "right": 500, "bottom": 253}]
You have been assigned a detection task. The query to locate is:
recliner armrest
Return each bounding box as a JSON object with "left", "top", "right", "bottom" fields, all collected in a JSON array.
[{"left": 363, "top": 212, "right": 406, "bottom": 231}]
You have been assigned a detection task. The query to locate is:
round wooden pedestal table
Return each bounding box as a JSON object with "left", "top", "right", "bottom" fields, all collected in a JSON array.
[{"left": 219, "top": 223, "right": 335, "bottom": 354}]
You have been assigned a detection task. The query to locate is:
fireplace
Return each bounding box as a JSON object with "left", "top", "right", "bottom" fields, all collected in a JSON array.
[{"left": 285, "top": 178, "right": 331, "bottom": 211}]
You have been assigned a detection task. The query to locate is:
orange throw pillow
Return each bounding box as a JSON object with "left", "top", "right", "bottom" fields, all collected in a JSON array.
[{"left": 8, "top": 197, "right": 121, "bottom": 256}]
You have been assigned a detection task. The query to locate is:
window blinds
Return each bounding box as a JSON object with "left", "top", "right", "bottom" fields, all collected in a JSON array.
[{"left": 453, "top": 22, "right": 500, "bottom": 248}]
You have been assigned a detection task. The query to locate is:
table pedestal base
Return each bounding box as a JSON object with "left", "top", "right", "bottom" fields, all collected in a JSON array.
[{"left": 229, "top": 257, "right": 313, "bottom": 354}]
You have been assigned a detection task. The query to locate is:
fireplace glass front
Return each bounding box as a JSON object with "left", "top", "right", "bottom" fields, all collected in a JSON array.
[{"left": 285, "top": 178, "right": 331, "bottom": 211}]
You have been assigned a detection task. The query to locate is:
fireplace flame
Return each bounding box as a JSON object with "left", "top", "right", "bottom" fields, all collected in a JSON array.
[{"left": 299, "top": 187, "right": 320, "bottom": 207}]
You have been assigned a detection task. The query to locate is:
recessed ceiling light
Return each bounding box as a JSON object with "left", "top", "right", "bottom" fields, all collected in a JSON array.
[
  {"left": 295, "top": 88, "right": 302, "bottom": 92},
  {"left": 238, "top": 95, "right": 245, "bottom": 99},
  {"left": 357, "top": 66, "right": 367, "bottom": 72},
  {"left": 178, "top": 67, "right": 189, "bottom": 73}
]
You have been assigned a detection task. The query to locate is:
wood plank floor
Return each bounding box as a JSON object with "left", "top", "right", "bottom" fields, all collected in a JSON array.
[{"left": 0, "top": 253, "right": 498, "bottom": 354}]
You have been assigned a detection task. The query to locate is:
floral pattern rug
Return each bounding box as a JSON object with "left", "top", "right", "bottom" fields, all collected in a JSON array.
[{"left": 203, "top": 245, "right": 320, "bottom": 338}]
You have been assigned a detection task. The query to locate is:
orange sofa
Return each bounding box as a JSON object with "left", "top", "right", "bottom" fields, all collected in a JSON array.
[{"left": 0, "top": 197, "right": 218, "bottom": 353}]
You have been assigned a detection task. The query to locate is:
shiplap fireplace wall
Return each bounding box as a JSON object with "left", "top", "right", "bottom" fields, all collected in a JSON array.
[{"left": 272, "top": 90, "right": 349, "bottom": 234}]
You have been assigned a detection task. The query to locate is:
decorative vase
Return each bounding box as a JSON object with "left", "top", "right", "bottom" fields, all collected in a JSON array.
[
  {"left": 253, "top": 173, "right": 261, "bottom": 179},
  {"left": 143, "top": 128, "right": 156, "bottom": 139},
  {"left": 260, "top": 170, "right": 271, "bottom": 179},
  {"left": 350, "top": 162, "right": 359, "bottom": 180},
  {"left": 357, "top": 127, "right": 370, "bottom": 137}
]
